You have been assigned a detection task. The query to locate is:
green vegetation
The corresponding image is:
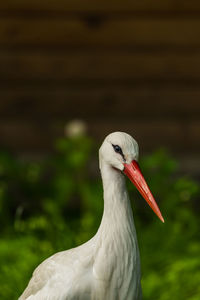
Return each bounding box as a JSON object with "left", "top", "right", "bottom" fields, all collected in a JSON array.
[{"left": 0, "top": 134, "right": 199, "bottom": 299}]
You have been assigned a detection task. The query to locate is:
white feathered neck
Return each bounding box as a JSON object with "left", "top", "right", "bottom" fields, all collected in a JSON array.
[{"left": 92, "top": 158, "right": 142, "bottom": 299}]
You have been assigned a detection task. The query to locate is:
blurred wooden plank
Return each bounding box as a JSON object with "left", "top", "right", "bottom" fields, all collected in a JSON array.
[
  {"left": 179, "top": 155, "right": 200, "bottom": 178},
  {"left": 0, "top": 0, "right": 200, "bottom": 13},
  {"left": 0, "top": 121, "right": 57, "bottom": 153},
  {"left": 1, "top": 52, "right": 200, "bottom": 81},
  {"left": 1, "top": 18, "right": 200, "bottom": 48},
  {"left": 88, "top": 120, "right": 200, "bottom": 153},
  {"left": 0, "top": 119, "right": 199, "bottom": 154},
  {"left": 188, "top": 121, "right": 200, "bottom": 144},
  {"left": 0, "top": 87, "right": 200, "bottom": 119}
]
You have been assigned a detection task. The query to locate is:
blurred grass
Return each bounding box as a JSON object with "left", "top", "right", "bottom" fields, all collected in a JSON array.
[{"left": 0, "top": 133, "right": 199, "bottom": 299}]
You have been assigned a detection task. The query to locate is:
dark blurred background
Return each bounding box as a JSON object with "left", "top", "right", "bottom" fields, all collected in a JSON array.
[
  {"left": 0, "top": 0, "right": 199, "bottom": 177},
  {"left": 0, "top": 1, "right": 200, "bottom": 300}
]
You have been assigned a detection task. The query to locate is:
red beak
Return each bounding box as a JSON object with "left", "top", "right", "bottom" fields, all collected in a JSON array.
[{"left": 124, "top": 160, "right": 164, "bottom": 223}]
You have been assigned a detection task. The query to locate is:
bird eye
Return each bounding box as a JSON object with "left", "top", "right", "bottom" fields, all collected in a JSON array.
[
  {"left": 112, "top": 144, "right": 126, "bottom": 161},
  {"left": 112, "top": 144, "right": 122, "bottom": 154}
]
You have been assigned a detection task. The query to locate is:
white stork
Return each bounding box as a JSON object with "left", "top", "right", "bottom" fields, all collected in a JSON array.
[{"left": 19, "top": 131, "right": 164, "bottom": 300}]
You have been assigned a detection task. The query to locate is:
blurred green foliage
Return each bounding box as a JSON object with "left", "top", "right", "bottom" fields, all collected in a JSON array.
[{"left": 0, "top": 134, "right": 199, "bottom": 300}]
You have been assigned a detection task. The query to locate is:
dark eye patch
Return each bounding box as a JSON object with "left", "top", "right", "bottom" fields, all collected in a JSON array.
[
  {"left": 112, "top": 144, "right": 126, "bottom": 161},
  {"left": 112, "top": 144, "right": 122, "bottom": 154}
]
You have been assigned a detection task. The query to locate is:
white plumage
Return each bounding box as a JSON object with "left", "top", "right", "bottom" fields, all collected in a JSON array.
[{"left": 19, "top": 132, "right": 164, "bottom": 300}]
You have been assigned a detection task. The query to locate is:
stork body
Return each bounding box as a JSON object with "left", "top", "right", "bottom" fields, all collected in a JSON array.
[{"left": 19, "top": 132, "right": 164, "bottom": 300}]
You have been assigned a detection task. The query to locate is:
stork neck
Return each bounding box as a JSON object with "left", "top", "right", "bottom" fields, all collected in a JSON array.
[
  {"left": 93, "top": 160, "right": 141, "bottom": 299},
  {"left": 98, "top": 160, "right": 135, "bottom": 233}
]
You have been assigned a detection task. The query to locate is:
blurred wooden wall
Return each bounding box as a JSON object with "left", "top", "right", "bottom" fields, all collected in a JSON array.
[{"left": 0, "top": 1, "right": 199, "bottom": 175}]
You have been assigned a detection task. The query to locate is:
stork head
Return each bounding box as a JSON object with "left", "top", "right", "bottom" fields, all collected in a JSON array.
[{"left": 99, "top": 132, "right": 164, "bottom": 223}]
